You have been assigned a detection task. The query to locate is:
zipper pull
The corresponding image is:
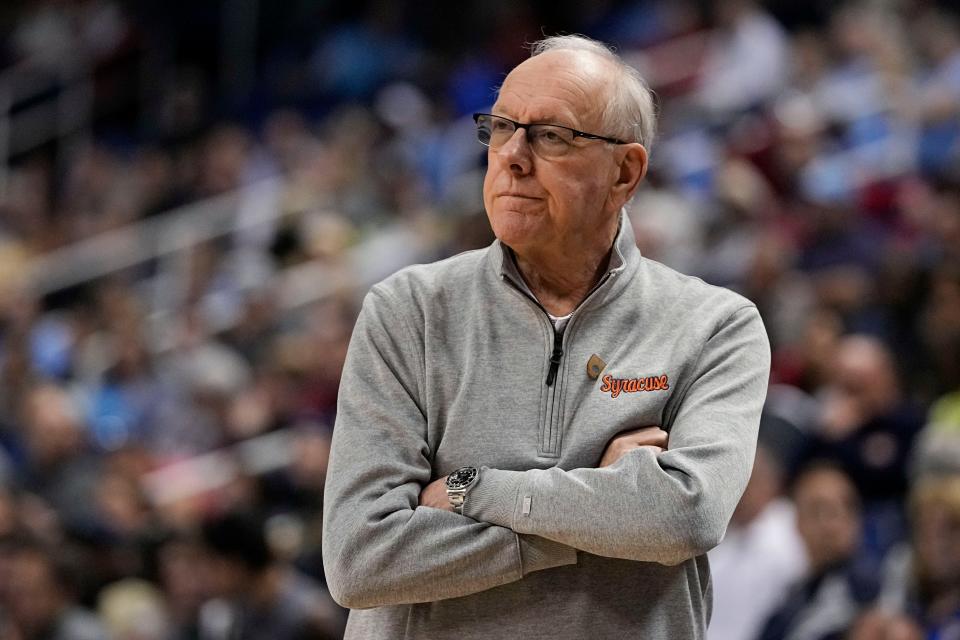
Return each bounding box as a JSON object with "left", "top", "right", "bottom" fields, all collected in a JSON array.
[{"left": 545, "top": 330, "right": 563, "bottom": 386}]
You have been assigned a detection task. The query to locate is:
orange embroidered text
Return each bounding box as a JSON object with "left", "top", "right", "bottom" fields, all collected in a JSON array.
[{"left": 600, "top": 374, "right": 669, "bottom": 398}]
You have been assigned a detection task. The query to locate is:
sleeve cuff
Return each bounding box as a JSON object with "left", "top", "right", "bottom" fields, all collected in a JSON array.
[
  {"left": 518, "top": 534, "right": 578, "bottom": 575},
  {"left": 463, "top": 467, "right": 525, "bottom": 528}
]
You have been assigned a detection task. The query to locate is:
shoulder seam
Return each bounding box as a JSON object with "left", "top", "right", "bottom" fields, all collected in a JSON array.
[
  {"left": 663, "top": 303, "right": 758, "bottom": 430},
  {"left": 708, "top": 304, "right": 758, "bottom": 341}
]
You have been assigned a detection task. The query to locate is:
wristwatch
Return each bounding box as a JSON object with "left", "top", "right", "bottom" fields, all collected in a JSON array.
[{"left": 445, "top": 466, "right": 479, "bottom": 514}]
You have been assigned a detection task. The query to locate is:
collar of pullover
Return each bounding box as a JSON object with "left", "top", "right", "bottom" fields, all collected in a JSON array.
[{"left": 490, "top": 209, "right": 642, "bottom": 311}]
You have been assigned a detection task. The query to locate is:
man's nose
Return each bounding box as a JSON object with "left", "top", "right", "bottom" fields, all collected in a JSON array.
[{"left": 497, "top": 128, "right": 533, "bottom": 175}]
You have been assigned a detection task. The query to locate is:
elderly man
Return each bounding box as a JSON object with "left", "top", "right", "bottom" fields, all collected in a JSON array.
[{"left": 322, "top": 35, "right": 771, "bottom": 639}]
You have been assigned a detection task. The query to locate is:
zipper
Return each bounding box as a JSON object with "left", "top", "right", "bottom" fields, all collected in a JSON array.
[
  {"left": 503, "top": 270, "right": 618, "bottom": 387},
  {"left": 498, "top": 237, "right": 626, "bottom": 456},
  {"left": 545, "top": 328, "right": 563, "bottom": 386},
  {"left": 540, "top": 267, "right": 616, "bottom": 385}
]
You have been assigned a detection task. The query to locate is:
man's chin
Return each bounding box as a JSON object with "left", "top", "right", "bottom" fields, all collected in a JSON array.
[{"left": 487, "top": 210, "right": 546, "bottom": 247}]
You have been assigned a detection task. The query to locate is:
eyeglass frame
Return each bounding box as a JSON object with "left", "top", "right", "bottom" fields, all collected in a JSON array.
[{"left": 472, "top": 113, "right": 629, "bottom": 155}]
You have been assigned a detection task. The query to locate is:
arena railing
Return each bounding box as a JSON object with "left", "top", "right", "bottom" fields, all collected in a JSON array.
[{"left": 24, "top": 175, "right": 434, "bottom": 352}]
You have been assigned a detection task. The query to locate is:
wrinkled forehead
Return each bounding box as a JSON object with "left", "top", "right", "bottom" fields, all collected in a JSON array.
[{"left": 494, "top": 50, "right": 614, "bottom": 130}]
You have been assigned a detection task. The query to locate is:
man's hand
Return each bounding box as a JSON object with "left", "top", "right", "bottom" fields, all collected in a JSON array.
[
  {"left": 419, "top": 426, "right": 667, "bottom": 508},
  {"left": 599, "top": 426, "right": 668, "bottom": 467},
  {"left": 418, "top": 476, "right": 454, "bottom": 511}
]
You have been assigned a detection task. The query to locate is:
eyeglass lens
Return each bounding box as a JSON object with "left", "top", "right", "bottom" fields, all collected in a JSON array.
[{"left": 475, "top": 114, "right": 575, "bottom": 157}]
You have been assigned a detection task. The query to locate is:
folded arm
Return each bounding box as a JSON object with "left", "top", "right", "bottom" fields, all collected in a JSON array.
[
  {"left": 462, "top": 306, "right": 771, "bottom": 566},
  {"left": 321, "top": 287, "right": 576, "bottom": 610}
]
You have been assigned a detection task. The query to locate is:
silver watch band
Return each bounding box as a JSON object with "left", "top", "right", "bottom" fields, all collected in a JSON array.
[{"left": 448, "top": 489, "right": 467, "bottom": 513}]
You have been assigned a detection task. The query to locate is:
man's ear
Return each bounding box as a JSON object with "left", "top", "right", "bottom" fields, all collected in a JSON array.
[{"left": 610, "top": 143, "right": 648, "bottom": 207}]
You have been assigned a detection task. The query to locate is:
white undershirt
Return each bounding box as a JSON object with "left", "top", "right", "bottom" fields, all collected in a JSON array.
[{"left": 548, "top": 312, "right": 572, "bottom": 335}]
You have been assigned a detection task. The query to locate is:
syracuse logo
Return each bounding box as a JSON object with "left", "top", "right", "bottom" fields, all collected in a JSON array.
[{"left": 600, "top": 373, "right": 669, "bottom": 398}]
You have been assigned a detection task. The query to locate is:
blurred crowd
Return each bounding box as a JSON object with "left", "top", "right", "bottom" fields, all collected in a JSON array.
[{"left": 0, "top": 0, "right": 959, "bottom": 639}]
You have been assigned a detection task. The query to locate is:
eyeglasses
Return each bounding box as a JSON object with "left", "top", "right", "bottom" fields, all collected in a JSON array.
[{"left": 473, "top": 113, "right": 627, "bottom": 158}]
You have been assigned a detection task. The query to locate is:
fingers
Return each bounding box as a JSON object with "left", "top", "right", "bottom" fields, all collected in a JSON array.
[
  {"left": 598, "top": 427, "right": 667, "bottom": 468},
  {"left": 621, "top": 426, "right": 668, "bottom": 449},
  {"left": 418, "top": 477, "right": 454, "bottom": 511},
  {"left": 600, "top": 443, "right": 665, "bottom": 467}
]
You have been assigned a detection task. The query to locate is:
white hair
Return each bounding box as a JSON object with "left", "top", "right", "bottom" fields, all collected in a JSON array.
[{"left": 528, "top": 35, "right": 657, "bottom": 149}]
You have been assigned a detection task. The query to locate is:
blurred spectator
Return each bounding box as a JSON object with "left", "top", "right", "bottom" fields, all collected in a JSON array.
[
  {"left": 795, "top": 202, "right": 879, "bottom": 321},
  {"left": 876, "top": 475, "right": 960, "bottom": 637},
  {"left": 756, "top": 461, "right": 881, "bottom": 640},
  {"left": 196, "top": 510, "right": 345, "bottom": 640},
  {"left": 310, "top": 3, "right": 423, "bottom": 101},
  {"left": 627, "top": 172, "right": 704, "bottom": 276},
  {"left": 813, "top": 335, "right": 926, "bottom": 556},
  {"left": 97, "top": 578, "right": 171, "bottom": 640},
  {"left": 742, "top": 230, "right": 816, "bottom": 353},
  {"left": 912, "top": 9, "right": 960, "bottom": 175},
  {"left": 707, "top": 410, "right": 809, "bottom": 640},
  {"left": 15, "top": 384, "right": 101, "bottom": 533},
  {"left": 695, "top": 0, "right": 789, "bottom": 116},
  {"left": 906, "top": 475, "right": 960, "bottom": 634},
  {"left": 153, "top": 533, "right": 207, "bottom": 640},
  {"left": 0, "top": 537, "right": 109, "bottom": 640},
  {"left": 83, "top": 315, "right": 172, "bottom": 453},
  {"left": 260, "top": 423, "right": 332, "bottom": 516}
]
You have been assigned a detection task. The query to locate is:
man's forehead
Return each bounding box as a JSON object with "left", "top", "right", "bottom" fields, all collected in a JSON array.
[{"left": 494, "top": 50, "right": 612, "bottom": 126}]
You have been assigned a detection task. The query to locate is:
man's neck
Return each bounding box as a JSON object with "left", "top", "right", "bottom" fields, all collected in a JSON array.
[{"left": 513, "top": 222, "right": 619, "bottom": 317}]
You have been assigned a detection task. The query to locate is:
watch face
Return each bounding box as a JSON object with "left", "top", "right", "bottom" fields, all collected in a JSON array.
[{"left": 446, "top": 467, "right": 478, "bottom": 490}]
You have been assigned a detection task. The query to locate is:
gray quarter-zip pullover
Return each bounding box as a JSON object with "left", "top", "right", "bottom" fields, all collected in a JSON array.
[{"left": 322, "top": 212, "right": 771, "bottom": 639}]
